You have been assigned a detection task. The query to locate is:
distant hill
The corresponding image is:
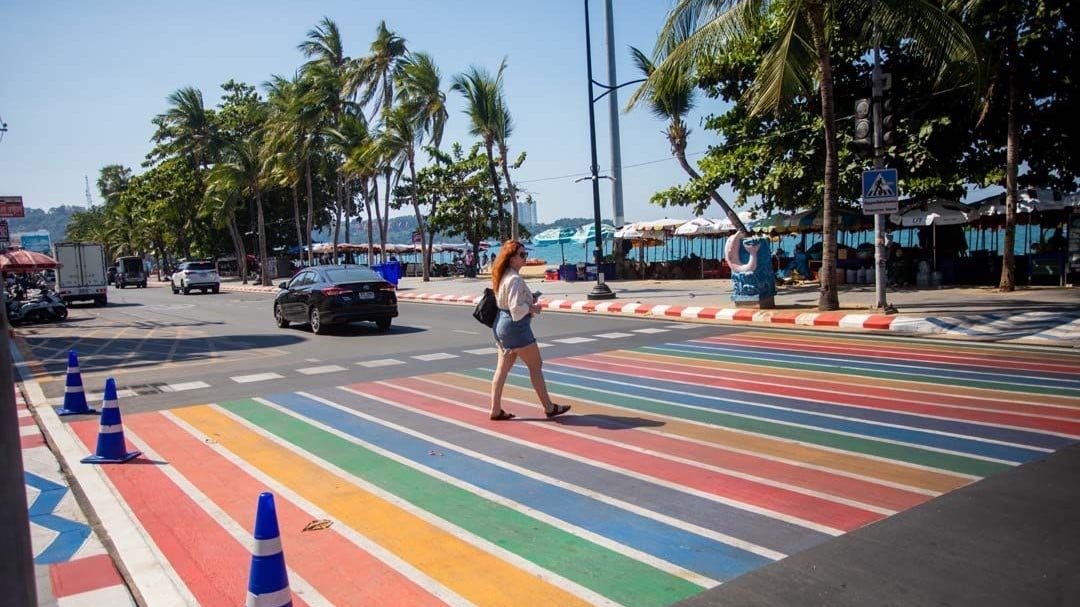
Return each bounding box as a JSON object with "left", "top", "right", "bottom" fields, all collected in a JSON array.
[{"left": 7, "top": 205, "right": 82, "bottom": 241}]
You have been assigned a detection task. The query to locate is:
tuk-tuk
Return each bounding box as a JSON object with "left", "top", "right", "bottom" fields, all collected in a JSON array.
[{"left": 114, "top": 256, "right": 147, "bottom": 288}]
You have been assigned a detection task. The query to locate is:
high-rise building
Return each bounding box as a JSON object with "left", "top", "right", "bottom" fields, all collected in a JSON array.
[{"left": 514, "top": 198, "right": 538, "bottom": 227}]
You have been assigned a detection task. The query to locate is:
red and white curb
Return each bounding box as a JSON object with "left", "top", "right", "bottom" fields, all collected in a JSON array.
[{"left": 396, "top": 292, "right": 906, "bottom": 332}]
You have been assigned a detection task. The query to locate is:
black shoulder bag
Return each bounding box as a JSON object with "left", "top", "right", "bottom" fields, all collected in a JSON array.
[{"left": 472, "top": 288, "right": 498, "bottom": 327}]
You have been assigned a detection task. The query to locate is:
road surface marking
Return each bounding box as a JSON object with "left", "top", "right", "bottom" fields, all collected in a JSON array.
[
  {"left": 161, "top": 381, "right": 210, "bottom": 392},
  {"left": 595, "top": 332, "right": 633, "bottom": 339},
  {"left": 412, "top": 353, "right": 459, "bottom": 362},
  {"left": 298, "top": 365, "right": 348, "bottom": 375},
  {"left": 463, "top": 348, "right": 500, "bottom": 355},
  {"left": 553, "top": 337, "right": 596, "bottom": 344},
  {"left": 633, "top": 328, "right": 670, "bottom": 334},
  {"left": 358, "top": 359, "right": 406, "bottom": 368},
  {"left": 230, "top": 372, "right": 284, "bottom": 384}
]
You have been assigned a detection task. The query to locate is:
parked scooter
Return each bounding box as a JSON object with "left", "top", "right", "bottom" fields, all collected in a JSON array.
[{"left": 4, "top": 284, "right": 68, "bottom": 324}]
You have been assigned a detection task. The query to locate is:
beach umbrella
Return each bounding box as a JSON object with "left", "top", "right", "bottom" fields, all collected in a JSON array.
[
  {"left": 570, "top": 223, "right": 615, "bottom": 262},
  {"left": 674, "top": 217, "right": 721, "bottom": 237},
  {"left": 753, "top": 213, "right": 793, "bottom": 234},
  {"left": 614, "top": 223, "right": 644, "bottom": 239},
  {"left": 711, "top": 213, "right": 756, "bottom": 235},
  {"left": 890, "top": 198, "right": 974, "bottom": 269},
  {"left": 788, "top": 207, "right": 874, "bottom": 233},
  {"left": 532, "top": 226, "right": 576, "bottom": 263},
  {"left": 0, "top": 247, "right": 62, "bottom": 272}
]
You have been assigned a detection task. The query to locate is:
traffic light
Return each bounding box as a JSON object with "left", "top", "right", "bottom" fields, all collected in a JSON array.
[
  {"left": 881, "top": 96, "right": 895, "bottom": 147},
  {"left": 853, "top": 98, "right": 873, "bottom": 158}
]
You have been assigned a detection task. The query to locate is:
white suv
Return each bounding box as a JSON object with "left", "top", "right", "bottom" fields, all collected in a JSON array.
[{"left": 170, "top": 261, "right": 220, "bottom": 295}]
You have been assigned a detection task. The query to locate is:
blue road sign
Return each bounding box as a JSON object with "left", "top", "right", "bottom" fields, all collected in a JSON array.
[{"left": 862, "top": 168, "right": 898, "bottom": 202}]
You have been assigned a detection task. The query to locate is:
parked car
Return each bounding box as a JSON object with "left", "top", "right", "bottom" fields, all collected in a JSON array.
[
  {"left": 170, "top": 261, "right": 220, "bottom": 294},
  {"left": 273, "top": 265, "right": 397, "bottom": 334}
]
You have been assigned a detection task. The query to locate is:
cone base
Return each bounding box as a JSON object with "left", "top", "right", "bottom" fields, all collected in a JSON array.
[
  {"left": 81, "top": 450, "right": 141, "bottom": 464},
  {"left": 57, "top": 407, "right": 99, "bottom": 416}
]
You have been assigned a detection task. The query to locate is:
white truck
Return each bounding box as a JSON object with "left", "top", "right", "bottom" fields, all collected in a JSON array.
[{"left": 53, "top": 242, "right": 108, "bottom": 306}]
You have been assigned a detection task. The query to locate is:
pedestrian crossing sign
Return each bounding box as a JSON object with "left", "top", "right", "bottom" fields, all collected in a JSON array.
[{"left": 861, "top": 168, "right": 899, "bottom": 214}]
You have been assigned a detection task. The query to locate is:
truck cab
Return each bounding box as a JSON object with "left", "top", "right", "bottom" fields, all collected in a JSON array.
[{"left": 114, "top": 256, "right": 147, "bottom": 288}]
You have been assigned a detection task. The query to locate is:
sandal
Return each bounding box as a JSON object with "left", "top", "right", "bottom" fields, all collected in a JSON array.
[
  {"left": 490, "top": 410, "right": 516, "bottom": 421},
  {"left": 545, "top": 404, "right": 571, "bottom": 419}
]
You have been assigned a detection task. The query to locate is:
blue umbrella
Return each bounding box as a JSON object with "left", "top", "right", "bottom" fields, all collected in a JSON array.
[
  {"left": 532, "top": 226, "right": 576, "bottom": 263},
  {"left": 571, "top": 223, "right": 616, "bottom": 260}
]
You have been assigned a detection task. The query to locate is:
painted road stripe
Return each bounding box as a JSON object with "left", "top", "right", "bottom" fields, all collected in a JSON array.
[
  {"left": 267, "top": 389, "right": 773, "bottom": 580},
  {"left": 633, "top": 328, "right": 670, "bottom": 334},
  {"left": 536, "top": 363, "right": 1029, "bottom": 470},
  {"left": 412, "top": 353, "right": 458, "bottom": 362},
  {"left": 595, "top": 332, "right": 634, "bottom": 339},
  {"left": 230, "top": 372, "right": 284, "bottom": 384},
  {"left": 553, "top": 337, "right": 596, "bottom": 344},
  {"left": 463, "top": 347, "right": 500, "bottom": 355},
  {"left": 161, "top": 381, "right": 211, "bottom": 392},
  {"left": 131, "top": 411, "right": 452, "bottom": 606},
  {"left": 203, "top": 401, "right": 670, "bottom": 607},
  {"left": 450, "top": 370, "right": 968, "bottom": 495},
  {"left": 408, "top": 373, "right": 915, "bottom": 514},
  {"left": 358, "top": 358, "right": 406, "bottom": 368},
  {"left": 297, "top": 365, "right": 348, "bottom": 375},
  {"left": 368, "top": 378, "right": 889, "bottom": 527},
  {"left": 579, "top": 353, "right": 1080, "bottom": 446},
  {"left": 68, "top": 419, "right": 311, "bottom": 607}
]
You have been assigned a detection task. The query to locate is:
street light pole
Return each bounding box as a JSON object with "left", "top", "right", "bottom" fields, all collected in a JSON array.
[{"left": 582, "top": 0, "right": 616, "bottom": 300}]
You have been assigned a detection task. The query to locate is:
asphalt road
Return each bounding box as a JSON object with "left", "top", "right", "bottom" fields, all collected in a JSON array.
[{"left": 17, "top": 284, "right": 722, "bottom": 414}]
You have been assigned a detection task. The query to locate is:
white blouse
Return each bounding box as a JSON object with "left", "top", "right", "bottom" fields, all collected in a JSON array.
[{"left": 496, "top": 268, "right": 535, "bottom": 322}]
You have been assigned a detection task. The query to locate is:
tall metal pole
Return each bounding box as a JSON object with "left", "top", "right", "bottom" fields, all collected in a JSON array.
[
  {"left": 871, "top": 0, "right": 892, "bottom": 312},
  {"left": 584, "top": 0, "right": 615, "bottom": 299},
  {"left": 603, "top": 0, "right": 625, "bottom": 228}
]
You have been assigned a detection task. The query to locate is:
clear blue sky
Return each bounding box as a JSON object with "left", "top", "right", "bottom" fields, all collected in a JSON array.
[{"left": 1, "top": 0, "right": 746, "bottom": 225}]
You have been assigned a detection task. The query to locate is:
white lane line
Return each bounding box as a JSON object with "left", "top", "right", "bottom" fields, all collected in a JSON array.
[
  {"left": 357, "top": 358, "right": 405, "bottom": 368},
  {"left": 536, "top": 342, "right": 553, "bottom": 348},
  {"left": 463, "top": 347, "right": 500, "bottom": 355},
  {"left": 305, "top": 358, "right": 322, "bottom": 362},
  {"left": 297, "top": 365, "right": 348, "bottom": 375},
  {"left": 86, "top": 389, "right": 137, "bottom": 401},
  {"left": 160, "top": 381, "right": 211, "bottom": 392},
  {"left": 553, "top": 337, "right": 596, "bottom": 344},
  {"left": 633, "top": 327, "right": 670, "bottom": 334},
  {"left": 453, "top": 329, "right": 481, "bottom": 335},
  {"left": 412, "top": 353, "right": 459, "bottom": 362},
  {"left": 664, "top": 323, "right": 701, "bottom": 330},
  {"left": 230, "top": 372, "right": 284, "bottom": 384},
  {"left": 595, "top": 332, "right": 634, "bottom": 339}
]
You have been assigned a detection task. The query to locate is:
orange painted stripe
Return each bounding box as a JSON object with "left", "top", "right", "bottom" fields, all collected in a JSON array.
[
  {"left": 70, "top": 418, "right": 311, "bottom": 607},
  {"left": 732, "top": 310, "right": 757, "bottom": 321},
  {"left": 811, "top": 312, "right": 848, "bottom": 326},
  {"left": 125, "top": 412, "right": 445, "bottom": 606},
  {"left": 663, "top": 306, "right": 686, "bottom": 317}
]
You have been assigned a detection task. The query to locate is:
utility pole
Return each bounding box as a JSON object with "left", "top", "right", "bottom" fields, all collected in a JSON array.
[
  {"left": 871, "top": 0, "right": 895, "bottom": 313},
  {"left": 603, "top": 0, "right": 625, "bottom": 228},
  {"left": 85, "top": 175, "right": 94, "bottom": 207}
]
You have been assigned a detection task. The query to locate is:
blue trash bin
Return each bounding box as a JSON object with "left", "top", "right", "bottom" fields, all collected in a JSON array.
[
  {"left": 559, "top": 264, "right": 578, "bottom": 282},
  {"left": 372, "top": 261, "right": 401, "bottom": 286}
]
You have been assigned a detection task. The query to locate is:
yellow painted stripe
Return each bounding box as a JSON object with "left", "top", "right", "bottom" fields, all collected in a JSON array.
[
  {"left": 173, "top": 404, "right": 595, "bottom": 607},
  {"left": 433, "top": 372, "right": 969, "bottom": 494}
]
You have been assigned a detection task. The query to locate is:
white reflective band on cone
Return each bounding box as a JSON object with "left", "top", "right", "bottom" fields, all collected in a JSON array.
[
  {"left": 99, "top": 424, "right": 123, "bottom": 434},
  {"left": 65, "top": 385, "right": 85, "bottom": 393},
  {"left": 250, "top": 536, "right": 283, "bottom": 557},
  {"left": 246, "top": 587, "right": 291, "bottom": 607}
]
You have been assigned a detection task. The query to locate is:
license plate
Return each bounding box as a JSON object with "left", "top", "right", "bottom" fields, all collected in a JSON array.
[{"left": 356, "top": 292, "right": 375, "bottom": 300}]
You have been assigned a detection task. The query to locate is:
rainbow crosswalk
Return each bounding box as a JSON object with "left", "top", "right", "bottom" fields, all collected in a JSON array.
[{"left": 70, "top": 331, "right": 1080, "bottom": 606}]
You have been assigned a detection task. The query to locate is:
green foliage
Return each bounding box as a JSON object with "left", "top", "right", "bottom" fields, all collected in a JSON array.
[{"left": 8, "top": 205, "right": 82, "bottom": 241}]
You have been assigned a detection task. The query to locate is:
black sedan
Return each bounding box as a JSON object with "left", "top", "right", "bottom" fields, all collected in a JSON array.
[{"left": 273, "top": 265, "right": 397, "bottom": 334}]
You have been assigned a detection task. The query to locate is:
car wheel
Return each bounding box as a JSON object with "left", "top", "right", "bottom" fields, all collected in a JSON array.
[
  {"left": 375, "top": 317, "right": 392, "bottom": 332},
  {"left": 182, "top": 283, "right": 190, "bottom": 295},
  {"left": 95, "top": 296, "right": 107, "bottom": 307},
  {"left": 309, "top": 307, "right": 327, "bottom": 334},
  {"left": 140, "top": 282, "right": 147, "bottom": 288},
  {"left": 274, "top": 304, "right": 289, "bottom": 328},
  {"left": 212, "top": 285, "right": 219, "bottom": 294},
  {"left": 171, "top": 280, "right": 179, "bottom": 294},
  {"left": 53, "top": 307, "right": 68, "bottom": 320}
]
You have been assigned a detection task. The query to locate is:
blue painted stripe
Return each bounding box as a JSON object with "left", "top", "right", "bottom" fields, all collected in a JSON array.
[
  {"left": 25, "top": 472, "right": 91, "bottom": 564},
  {"left": 666, "top": 341, "right": 1080, "bottom": 394},
  {"left": 528, "top": 364, "right": 1050, "bottom": 464},
  {"left": 579, "top": 352, "right": 1076, "bottom": 450},
  {"left": 260, "top": 391, "right": 776, "bottom": 581}
]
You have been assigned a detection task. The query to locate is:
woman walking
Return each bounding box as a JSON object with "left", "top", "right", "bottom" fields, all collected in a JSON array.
[{"left": 489, "top": 240, "right": 571, "bottom": 421}]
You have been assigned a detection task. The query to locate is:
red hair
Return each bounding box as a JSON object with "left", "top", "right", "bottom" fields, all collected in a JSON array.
[{"left": 491, "top": 240, "right": 526, "bottom": 291}]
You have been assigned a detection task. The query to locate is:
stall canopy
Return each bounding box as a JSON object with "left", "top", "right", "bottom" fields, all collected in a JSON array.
[{"left": 0, "top": 247, "right": 62, "bottom": 272}]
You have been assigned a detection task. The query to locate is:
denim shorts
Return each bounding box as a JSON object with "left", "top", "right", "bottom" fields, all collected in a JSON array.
[{"left": 493, "top": 309, "right": 536, "bottom": 350}]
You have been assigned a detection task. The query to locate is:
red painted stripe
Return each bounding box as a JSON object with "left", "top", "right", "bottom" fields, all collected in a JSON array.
[
  {"left": 862, "top": 315, "right": 896, "bottom": 330},
  {"left": 606, "top": 302, "right": 625, "bottom": 312},
  {"left": 124, "top": 413, "right": 444, "bottom": 606},
  {"left": 405, "top": 375, "right": 927, "bottom": 511},
  {"left": 49, "top": 554, "right": 124, "bottom": 598},
  {"left": 575, "top": 353, "right": 1080, "bottom": 436},
  {"left": 663, "top": 306, "right": 686, "bottom": 317},
  {"left": 634, "top": 305, "right": 652, "bottom": 315},
  {"left": 768, "top": 312, "right": 801, "bottom": 325},
  {"left": 22, "top": 434, "right": 46, "bottom": 449},
  {"left": 581, "top": 301, "right": 600, "bottom": 312},
  {"left": 19, "top": 414, "right": 36, "bottom": 427},
  {"left": 811, "top": 312, "right": 847, "bottom": 326},
  {"left": 697, "top": 308, "right": 721, "bottom": 319},
  {"left": 732, "top": 310, "right": 756, "bottom": 321},
  {"left": 556, "top": 301, "right": 574, "bottom": 310},
  {"left": 358, "top": 380, "right": 884, "bottom": 532},
  {"left": 70, "top": 418, "right": 311, "bottom": 607},
  {"left": 706, "top": 334, "right": 1080, "bottom": 376}
]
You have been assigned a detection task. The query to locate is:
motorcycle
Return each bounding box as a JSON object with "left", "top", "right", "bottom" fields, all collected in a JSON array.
[{"left": 5, "top": 285, "right": 68, "bottom": 324}]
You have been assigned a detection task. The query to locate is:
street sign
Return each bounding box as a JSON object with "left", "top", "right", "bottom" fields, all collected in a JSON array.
[
  {"left": 861, "top": 169, "right": 899, "bottom": 214},
  {"left": 0, "top": 195, "right": 25, "bottom": 218}
]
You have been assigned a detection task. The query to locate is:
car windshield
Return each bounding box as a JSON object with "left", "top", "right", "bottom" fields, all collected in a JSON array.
[
  {"left": 187, "top": 262, "right": 215, "bottom": 271},
  {"left": 323, "top": 267, "right": 382, "bottom": 283},
  {"left": 120, "top": 259, "right": 142, "bottom": 272}
]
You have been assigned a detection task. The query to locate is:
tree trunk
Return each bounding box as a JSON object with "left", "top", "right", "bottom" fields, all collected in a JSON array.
[
  {"left": 380, "top": 169, "right": 392, "bottom": 259},
  {"left": 406, "top": 155, "right": 430, "bottom": 281},
  {"left": 484, "top": 140, "right": 506, "bottom": 241},
  {"left": 498, "top": 142, "right": 518, "bottom": 240},
  {"left": 366, "top": 178, "right": 376, "bottom": 267},
  {"left": 228, "top": 217, "right": 247, "bottom": 284},
  {"left": 292, "top": 181, "right": 304, "bottom": 266},
  {"left": 999, "top": 29, "right": 1019, "bottom": 292},
  {"left": 332, "top": 174, "right": 343, "bottom": 265},
  {"left": 255, "top": 186, "right": 269, "bottom": 286},
  {"left": 305, "top": 159, "right": 315, "bottom": 266},
  {"left": 674, "top": 150, "right": 747, "bottom": 233},
  {"left": 807, "top": 2, "right": 840, "bottom": 311}
]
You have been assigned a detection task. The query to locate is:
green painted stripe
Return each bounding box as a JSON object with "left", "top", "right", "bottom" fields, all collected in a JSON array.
[
  {"left": 639, "top": 345, "right": 1077, "bottom": 398},
  {"left": 460, "top": 369, "right": 1008, "bottom": 478},
  {"left": 222, "top": 398, "right": 703, "bottom": 607}
]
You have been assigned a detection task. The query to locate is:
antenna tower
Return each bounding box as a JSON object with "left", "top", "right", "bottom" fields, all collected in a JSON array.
[{"left": 84, "top": 176, "right": 93, "bottom": 207}]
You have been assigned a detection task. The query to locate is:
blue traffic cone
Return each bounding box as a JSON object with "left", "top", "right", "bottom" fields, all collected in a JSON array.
[
  {"left": 245, "top": 492, "right": 292, "bottom": 607},
  {"left": 80, "top": 378, "right": 140, "bottom": 464},
  {"left": 57, "top": 350, "right": 97, "bottom": 416}
]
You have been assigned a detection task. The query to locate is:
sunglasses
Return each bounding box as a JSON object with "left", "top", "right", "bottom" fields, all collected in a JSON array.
[{"left": 517, "top": 251, "right": 528, "bottom": 259}]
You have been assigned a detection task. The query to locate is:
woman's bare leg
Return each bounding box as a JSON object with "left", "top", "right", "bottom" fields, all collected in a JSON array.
[
  {"left": 490, "top": 344, "right": 518, "bottom": 417},
  {"left": 515, "top": 342, "right": 554, "bottom": 411}
]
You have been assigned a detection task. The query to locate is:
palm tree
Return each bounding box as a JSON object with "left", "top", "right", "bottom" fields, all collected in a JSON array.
[
  {"left": 452, "top": 64, "right": 508, "bottom": 240},
  {"left": 632, "top": 0, "right": 975, "bottom": 311},
  {"left": 208, "top": 134, "right": 271, "bottom": 285},
  {"left": 489, "top": 59, "right": 521, "bottom": 240},
  {"left": 629, "top": 41, "right": 748, "bottom": 234},
  {"left": 355, "top": 21, "right": 408, "bottom": 120},
  {"left": 152, "top": 87, "right": 219, "bottom": 173}
]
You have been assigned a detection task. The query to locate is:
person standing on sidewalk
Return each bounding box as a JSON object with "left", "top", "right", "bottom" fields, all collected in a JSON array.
[{"left": 488, "top": 240, "right": 571, "bottom": 421}]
